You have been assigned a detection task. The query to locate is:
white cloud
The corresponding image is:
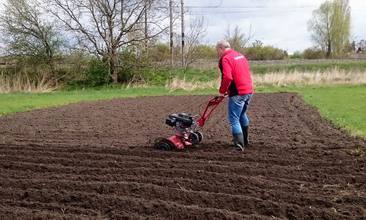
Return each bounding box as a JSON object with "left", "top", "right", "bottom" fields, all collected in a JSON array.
[
  {"left": 0, "top": 0, "right": 364, "bottom": 53},
  {"left": 186, "top": 0, "right": 366, "bottom": 52}
]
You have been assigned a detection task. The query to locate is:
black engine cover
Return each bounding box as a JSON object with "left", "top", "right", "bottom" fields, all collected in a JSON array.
[{"left": 165, "top": 113, "right": 194, "bottom": 127}]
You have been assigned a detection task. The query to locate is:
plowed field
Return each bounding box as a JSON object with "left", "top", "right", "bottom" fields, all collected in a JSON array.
[{"left": 0, "top": 93, "right": 365, "bottom": 219}]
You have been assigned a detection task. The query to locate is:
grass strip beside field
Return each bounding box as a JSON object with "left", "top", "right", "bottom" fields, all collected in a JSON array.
[
  {"left": 0, "top": 87, "right": 216, "bottom": 116},
  {"left": 256, "top": 85, "right": 366, "bottom": 137},
  {"left": 251, "top": 60, "right": 366, "bottom": 74},
  {"left": 298, "top": 85, "right": 366, "bottom": 137}
]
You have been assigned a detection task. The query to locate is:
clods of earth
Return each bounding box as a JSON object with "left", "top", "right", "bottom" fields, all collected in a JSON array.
[{"left": 0, "top": 93, "right": 365, "bottom": 219}]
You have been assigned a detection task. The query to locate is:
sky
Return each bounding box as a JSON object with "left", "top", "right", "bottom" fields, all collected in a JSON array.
[
  {"left": 185, "top": 0, "right": 366, "bottom": 53},
  {"left": 0, "top": 0, "right": 365, "bottom": 54}
]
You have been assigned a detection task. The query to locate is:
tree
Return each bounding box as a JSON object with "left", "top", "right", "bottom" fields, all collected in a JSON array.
[
  {"left": 48, "top": 0, "right": 167, "bottom": 83},
  {"left": 183, "top": 16, "right": 206, "bottom": 69},
  {"left": 224, "top": 25, "right": 252, "bottom": 53},
  {"left": 308, "top": 0, "right": 351, "bottom": 57},
  {"left": 0, "top": 0, "right": 62, "bottom": 71}
]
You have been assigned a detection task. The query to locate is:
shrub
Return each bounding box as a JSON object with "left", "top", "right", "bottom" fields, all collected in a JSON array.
[
  {"left": 84, "top": 59, "right": 110, "bottom": 86},
  {"left": 194, "top": 45, "right": 217, "bottom": 59},
  {"left": 290, "top": 51, "right": 303, "bottom": 59},
  {"left": 244, "top": 45, "right": 287, "bottom": 60},
  {"left": 303, "top": 48, "right": 325, "bottom": 59},
  {"left": 149, "top": 43, "right": 170, "bottom": 62}
]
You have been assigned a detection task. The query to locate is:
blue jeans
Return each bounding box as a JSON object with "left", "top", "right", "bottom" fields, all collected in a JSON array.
[{"left": 228, "top": 94, "right": 253, "bottom": 135}]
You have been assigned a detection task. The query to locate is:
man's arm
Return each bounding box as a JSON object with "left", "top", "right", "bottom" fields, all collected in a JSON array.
[{"left": 219, "top": 58, "right": 233, "bottom": 95}]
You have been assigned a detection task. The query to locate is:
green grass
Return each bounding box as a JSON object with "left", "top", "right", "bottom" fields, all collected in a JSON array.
[
  {"left": 256, "top": 85, "right": 366, "bottom": 137},
  {"left": 103, "top": 60, "right": 366, "bottom": 87},
  {"left": 0, "top": 86, "right": 216, "bottom": 116},
  {"left": 297, "top": 85, "right": 366, "bottom": 137},
  {"left": 162, "top": 60, "right": 366, "bottom": 86},
  {"left": 250, "top": 60, "right": 366, "bottom": 74},
  {"left": 0, "top": 84, "right": 365, "bottom": 138}
]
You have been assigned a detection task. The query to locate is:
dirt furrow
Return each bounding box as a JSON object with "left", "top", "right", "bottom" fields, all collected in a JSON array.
[{"left": 1, "top": 94, "right": 365, "bottom": 219}]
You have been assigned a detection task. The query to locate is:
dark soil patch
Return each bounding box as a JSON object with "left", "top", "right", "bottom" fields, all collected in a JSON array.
[{"left": 0, "top": 93, "right": 365, "bottom": 219}]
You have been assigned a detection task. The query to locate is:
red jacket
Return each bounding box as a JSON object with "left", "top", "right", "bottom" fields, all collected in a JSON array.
[{"left": 219, "top": 49, "right": 253, "bottom": 96}]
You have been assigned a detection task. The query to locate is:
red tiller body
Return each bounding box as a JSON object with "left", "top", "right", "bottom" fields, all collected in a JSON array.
[{"left": 154, "top": 96, "right": 226, "bottom": 151}]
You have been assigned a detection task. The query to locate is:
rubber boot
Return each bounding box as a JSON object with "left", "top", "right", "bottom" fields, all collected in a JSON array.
[
  {"left": 243, "top": 126, "right": 249, "bottom": 147},
  {"left": 233, "top": 134, "right": 245, "bottom": 152}
]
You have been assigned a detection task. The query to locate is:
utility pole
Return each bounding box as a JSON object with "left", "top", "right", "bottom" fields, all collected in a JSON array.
[
  {"left": 169, "top": 0, "right": 174, "bottom": 67},
  {"left": 144, "top": 0, "right": 149, "bottom": 55},
  {"left": 181, "top": 0, "right": 185, "bottom": 68}
]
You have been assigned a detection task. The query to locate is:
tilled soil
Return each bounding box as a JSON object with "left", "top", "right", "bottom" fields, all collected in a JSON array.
[{"left": 0, "top": 93, "right": 365, "bottom": 220}]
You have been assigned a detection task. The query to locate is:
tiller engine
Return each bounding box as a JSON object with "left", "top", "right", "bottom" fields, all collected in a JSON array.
[{"left": 154, "top": 96, "right": 225, "bottom": 150}]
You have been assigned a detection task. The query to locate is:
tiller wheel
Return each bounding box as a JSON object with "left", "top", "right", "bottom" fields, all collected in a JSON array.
[{"left": 154, "top": 96, "right": 225, "bottom": 151}]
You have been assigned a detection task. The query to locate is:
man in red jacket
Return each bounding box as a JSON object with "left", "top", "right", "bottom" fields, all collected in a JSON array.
[{"left": 216, "top": 40, "right": 254, "bottom": 151}]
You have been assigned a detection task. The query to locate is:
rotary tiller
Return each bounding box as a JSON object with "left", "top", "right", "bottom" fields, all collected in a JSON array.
[{"left": 154, "top": 96, "right": 226, "bottom": 151}]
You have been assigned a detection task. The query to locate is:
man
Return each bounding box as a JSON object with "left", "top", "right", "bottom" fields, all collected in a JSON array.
[{"left": 216, "top": 40, "right": 254, "bottom": 151}]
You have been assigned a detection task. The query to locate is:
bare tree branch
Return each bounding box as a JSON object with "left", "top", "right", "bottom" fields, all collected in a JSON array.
[
  {"left": 47, "top": 0, "right": 168, "bottom": 83},
  {"left": 0, "top": 0, "right": 62, "bottom": 72}
]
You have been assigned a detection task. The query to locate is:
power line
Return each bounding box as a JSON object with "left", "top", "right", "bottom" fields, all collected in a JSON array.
[
  {"left": 185, "top": 0, "right": 223, "bottom": 8},
  {"left": 187, "top": 7, "right": 315, "bottom": 15},
  {"left": 186, "top": 6, "right": 315, "bottom": 9},
  {"left": 156, "top": 5, "right": 315, "bottom": 10}
]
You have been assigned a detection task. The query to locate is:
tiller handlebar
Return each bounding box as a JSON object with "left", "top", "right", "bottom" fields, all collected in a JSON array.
[{"left": 196, "top": 96, "right": 226, "bottom": 127}]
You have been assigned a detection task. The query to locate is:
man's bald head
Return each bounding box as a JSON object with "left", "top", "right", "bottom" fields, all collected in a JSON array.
[
  {"left": 216, "top": 40, "right": 231, "bottom": 57},
  {"left": 216, "top": 40, "right": 231, "bottom": 49}
]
